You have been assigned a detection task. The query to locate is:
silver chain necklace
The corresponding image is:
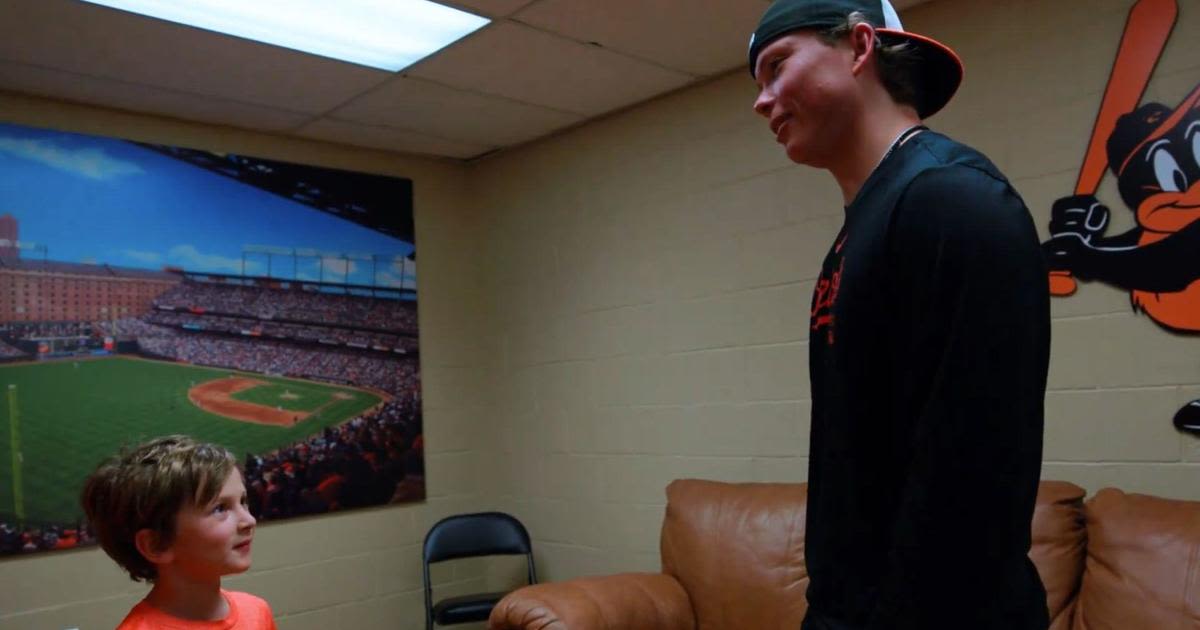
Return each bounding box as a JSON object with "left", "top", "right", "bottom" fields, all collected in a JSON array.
[{"left": 872, "top": 123, "right": 927, "bottom": 174}]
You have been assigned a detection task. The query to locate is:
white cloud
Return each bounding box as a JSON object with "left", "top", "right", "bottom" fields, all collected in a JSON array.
[
  {"left": 391, "top": 258, "right": 416, "bottom": 278},
  {"left": 168, "top": 245, "right": 263, "bottom": 275},
  {"left": 376, "top": 270, "right": 416, "bottom": 290},
  {"left": 370, "top": 258, "right": 416, "bottom": 289},
  {"left": 0, "top": 136, "right": 143, "bottom": 181},
  {"left": 121, "top": 249, "right": 163, "bottom": 265},
  {"left": 320, "top": 256, "right": 358, "bottom": 278}
]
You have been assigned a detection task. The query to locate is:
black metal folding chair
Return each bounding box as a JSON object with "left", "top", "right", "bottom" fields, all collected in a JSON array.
[{"left": 422, "top": 512, "right": 537, "bottom": 630}]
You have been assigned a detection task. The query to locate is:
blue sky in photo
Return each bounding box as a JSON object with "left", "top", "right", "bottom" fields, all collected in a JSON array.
[{"left": 0, "top": 122, "right": 415, "bottom": 290}]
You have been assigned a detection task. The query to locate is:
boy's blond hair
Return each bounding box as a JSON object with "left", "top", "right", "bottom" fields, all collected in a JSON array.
[{"left": 81, "top": 434, "right": 238, "bottom": 581}]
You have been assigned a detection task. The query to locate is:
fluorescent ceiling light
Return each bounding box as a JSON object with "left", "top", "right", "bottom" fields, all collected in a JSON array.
[{"left": 78, "top": 0, "right": 490, "bottom": 72}]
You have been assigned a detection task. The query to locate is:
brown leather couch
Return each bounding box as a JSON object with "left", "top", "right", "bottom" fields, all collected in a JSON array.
[{"left": 488, "top": 479, "right": 1200, "bottom": 630}]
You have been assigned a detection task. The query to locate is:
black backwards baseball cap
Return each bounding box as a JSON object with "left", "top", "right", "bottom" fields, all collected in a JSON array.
[{"left": 748, "top": 0, "right": 963, "bottom": 119}]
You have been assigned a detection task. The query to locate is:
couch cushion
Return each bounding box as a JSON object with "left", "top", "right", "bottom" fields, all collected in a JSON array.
[
  {"left": 661, "top": 479, "right": 808, "bottom": 630},
  {"left": 489, "top": 573, "right": 695, "bottom": 630},
  {"left": 1029, "top": 481, "right": 1087, "bottom": 630},
  {"left": 1073, "top": 488, "right": 1200, "bottom": 629}
]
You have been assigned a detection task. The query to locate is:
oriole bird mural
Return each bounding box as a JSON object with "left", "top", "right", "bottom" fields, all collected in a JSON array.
[{"left": 1040, "top": 0, "right": 1200, "bottom": 435}]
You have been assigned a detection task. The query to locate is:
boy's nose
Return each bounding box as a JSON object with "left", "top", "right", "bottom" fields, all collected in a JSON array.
[{"left": 239, "top": 507, "right": 257, "bottom": 530}]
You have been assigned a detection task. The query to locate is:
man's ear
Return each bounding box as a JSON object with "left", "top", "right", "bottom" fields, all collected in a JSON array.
[
  {"left": 848, "top": 22, "right": 877, "bottom": 75},
  {"left": 134, "top": 528, "right": 173, "bottom": 565}
]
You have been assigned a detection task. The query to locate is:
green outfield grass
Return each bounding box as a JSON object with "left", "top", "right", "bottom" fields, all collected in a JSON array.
[{"left": 0, "top": 356, "right": 382, "bottom": 525}]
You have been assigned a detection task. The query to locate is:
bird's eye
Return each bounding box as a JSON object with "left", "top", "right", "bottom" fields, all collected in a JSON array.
[{"left": 1152, "top": 145, "right": 1187, "bottom": 193}]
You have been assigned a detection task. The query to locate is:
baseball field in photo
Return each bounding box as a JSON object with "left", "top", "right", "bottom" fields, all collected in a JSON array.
[{"left": 0, "top": 356, "right": 383, "bottom": 525}]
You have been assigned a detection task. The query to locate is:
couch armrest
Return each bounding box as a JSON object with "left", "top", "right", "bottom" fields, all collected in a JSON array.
[{"left": 488, "top": 572, "right": 696, "bottom": 630}]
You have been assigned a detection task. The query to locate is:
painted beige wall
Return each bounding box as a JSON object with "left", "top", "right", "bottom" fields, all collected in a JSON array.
[
  {"left": 3, "top": 0, "right": 1200, "bottom": 626},
  {"left": 0, "top": 92, "right": 498, "bottom": 629},
  {"left": 469, "top": 0, "right": 1200, "bottom": 585}
]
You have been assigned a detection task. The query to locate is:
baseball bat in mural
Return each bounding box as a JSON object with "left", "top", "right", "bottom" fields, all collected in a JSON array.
[{"left": 1048, "top": 0, "right": 1177, "bottom": 296}]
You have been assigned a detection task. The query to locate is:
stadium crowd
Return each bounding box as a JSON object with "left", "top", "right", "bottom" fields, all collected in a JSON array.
[
  {"left": 0, "top": 520, "right": 93, "bottom": 554},
  {"left": 137, "top": 327, "right": 417, "bottom": 395},
  {"left": 154, "top": 280, "right": 417, "bottom": 333},
  {"left": 5, "top": 321, "right": 96, "bottom": 339},
  {"left": 243, "top": 397, "right": 423, "bottom": 519},
  {"left": 143, "top": 310, "right": 418, "bottom": 353},
  {"left": 0, "top": 338, "right": 26, "bottom": 359}
]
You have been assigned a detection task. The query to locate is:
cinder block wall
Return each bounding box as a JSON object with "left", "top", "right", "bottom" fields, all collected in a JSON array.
[{"left": 468, "top": 0, "right": 1200, "bottom": 584}]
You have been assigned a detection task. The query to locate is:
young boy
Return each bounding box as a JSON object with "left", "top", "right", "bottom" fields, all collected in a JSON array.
[{"left": 82, "top": 435, "right": 277, "bottom": 629}]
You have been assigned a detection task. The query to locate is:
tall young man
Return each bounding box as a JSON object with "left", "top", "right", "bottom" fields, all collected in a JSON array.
[{"left": 749, "top": 1, "right": 1051, "bottom": 628}]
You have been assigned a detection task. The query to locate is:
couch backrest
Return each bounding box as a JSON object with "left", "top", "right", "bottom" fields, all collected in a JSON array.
[
  {"left": 1029, "top": 481, "right": 1088, "bottom": 630},
  {"left": 661, "top": 479, "right": 809, "bottom": 630},
  {"left": 660, "top": 479, "right": 1099, "bottom": 630},
  {"left": 1072, "top": 488, "right": 1200, "bottom": 629}
]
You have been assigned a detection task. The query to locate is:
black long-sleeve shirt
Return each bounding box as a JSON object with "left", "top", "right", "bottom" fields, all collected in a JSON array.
[{"left": 802, "top": 131, "right": 1050, "bottom": 630}]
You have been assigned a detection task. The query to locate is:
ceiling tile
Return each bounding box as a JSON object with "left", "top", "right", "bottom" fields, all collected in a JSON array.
[
  {"left": 443, "top": 0, "right": 537, "bottom": 18},
  {"left": 297, "top": 118, "right": 493, "bottom": 160},
  {"left": 331, "top": 76, "right": 584, "bottom": 147},
  {"left": 0, "top": 61, "right": 313, "bottom": 132},
  {"left": 0, "top": 0, "right": 938, "bottom": 162},
  {"left": 0, "top": 0, "right": 389, "bottom": 114},
  {"left": 516, "top": 0, "right": 773, "bottom": 76},
  {"left": 407, "top": 21, "right": 694, "bottom": 116}
]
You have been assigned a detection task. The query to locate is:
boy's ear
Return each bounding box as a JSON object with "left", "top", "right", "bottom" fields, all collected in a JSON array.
[{"left": 134, "top": 528, "right": 173, "bottom": 565}]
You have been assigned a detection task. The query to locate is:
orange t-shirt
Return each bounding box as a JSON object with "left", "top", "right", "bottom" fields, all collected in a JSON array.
[{"left": 116, "top": 590, "right": 277, "bottom": 630}]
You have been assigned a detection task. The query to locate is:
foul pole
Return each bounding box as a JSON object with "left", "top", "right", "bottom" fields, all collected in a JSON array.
[{"left": 7, "top": 384, "right": 23, "bottom": 524}]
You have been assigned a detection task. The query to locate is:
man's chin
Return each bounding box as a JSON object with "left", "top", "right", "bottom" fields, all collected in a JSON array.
[
  {"left": 784, "top": 145, "right": 816, "bottom": 167},
  {"left": 784, "top": 139, "right": 836, "bottom": 169}
]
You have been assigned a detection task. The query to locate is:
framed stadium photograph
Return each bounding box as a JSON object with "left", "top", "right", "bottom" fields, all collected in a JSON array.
[{"left": 0, "top": 121, "right": 423, "bottom": 556}]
